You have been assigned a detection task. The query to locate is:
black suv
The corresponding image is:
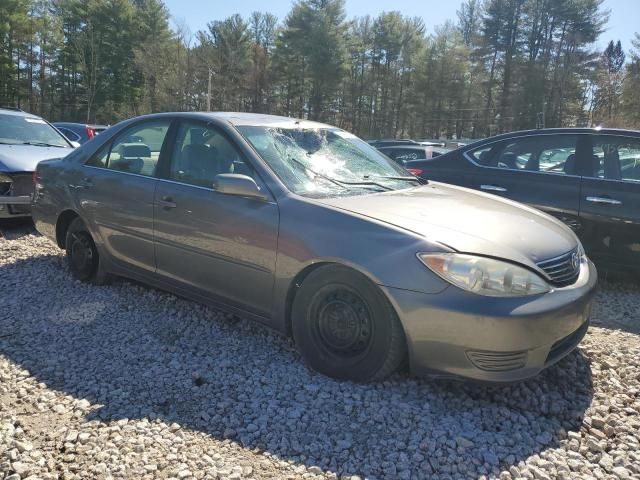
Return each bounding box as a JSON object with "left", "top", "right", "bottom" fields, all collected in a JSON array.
[{"left": 407, "top": 128, "right": 640, "bottom": 274}]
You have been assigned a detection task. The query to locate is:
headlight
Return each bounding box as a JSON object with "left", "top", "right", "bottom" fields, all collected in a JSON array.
[
  {"left": 0, "top": 173, "right": 13, "bottom": 183},
  {"left": 418, "top": 253, "right": 551, "bottom": 297}
]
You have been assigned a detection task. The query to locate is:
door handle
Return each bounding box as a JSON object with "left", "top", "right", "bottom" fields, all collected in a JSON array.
[
  {"left": 480, "top": 184, "right": 507, "bottom": 192},
  {"left": 586, "top": 196, "right": 622, "bottom": 206},
  {"left": 157, "top": 196, "right": 177, "bottom": 209}
]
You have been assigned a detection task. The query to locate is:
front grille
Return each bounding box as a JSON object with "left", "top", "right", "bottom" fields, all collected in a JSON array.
[
  {"left": 536, "top": 248, "right": 580, "bottom": 287},
  {"left": 467, "top": 350, "right": 528, "bottom": 372},
  {"left": 8, "top": 173, "right": 33, "bottom": 214},
  {"left": 0, "top": 179, "right": 10, "bottom": 195}
]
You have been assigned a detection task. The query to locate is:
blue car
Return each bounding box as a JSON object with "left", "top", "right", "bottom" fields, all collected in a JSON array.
[
  {"left": 0, "top": 107, "right": 74, "bottom": 218},
  {"left": 53, "top": 122, "right": 109, "bottom": 144}
]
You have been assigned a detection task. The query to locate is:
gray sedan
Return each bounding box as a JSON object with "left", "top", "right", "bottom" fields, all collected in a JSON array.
[{"left": 32, "top": 112, "right": 597, "bottom": 382}]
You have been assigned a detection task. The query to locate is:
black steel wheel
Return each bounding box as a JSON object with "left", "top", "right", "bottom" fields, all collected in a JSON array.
[
  {"left": 312, "top": 287, "right": 374, "bottom": 360},
  {"left": 292, "top": 265, "right": 406, "bottom": 381}
]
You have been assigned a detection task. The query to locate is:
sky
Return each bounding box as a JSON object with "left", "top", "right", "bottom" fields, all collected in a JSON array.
[{"left": 163, "top": 0, "right": 638, "bottom": 52}]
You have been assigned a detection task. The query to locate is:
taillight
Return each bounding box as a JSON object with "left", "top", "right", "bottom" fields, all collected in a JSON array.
[
  {"left": 32, "top": 171, "right": 37, "bottom": 185},
  {"left": 85, "top": 126, "right": 95, "bottom": 139},
  {"left": 406, "top": 168, "right": 423, "bottom": 176}
]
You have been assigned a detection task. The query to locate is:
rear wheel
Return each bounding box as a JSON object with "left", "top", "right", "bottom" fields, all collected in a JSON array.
[
  {"left": 65, "top": 218, "right": 109, "bottom": 284},
  {"left": 292, "top": 265, "right": 406, "bottom": 381}
]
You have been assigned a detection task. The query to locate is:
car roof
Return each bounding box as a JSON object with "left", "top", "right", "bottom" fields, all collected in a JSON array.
[
  {"left": 188, "top": 112, "right": 332, "bottom": 129},
  {"left": 466, "top": 127, "right": 640, "bottom": 148},
  {"left": 53, "top": 122, "right": 108, "bottom": 128},
  {"left": 0, "top": 107, "right": 44, "bottom": 120}
]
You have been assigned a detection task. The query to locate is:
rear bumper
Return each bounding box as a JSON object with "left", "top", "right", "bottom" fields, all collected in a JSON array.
[{"left": 384, "top": 259, "right": 597, "bottom": 382}]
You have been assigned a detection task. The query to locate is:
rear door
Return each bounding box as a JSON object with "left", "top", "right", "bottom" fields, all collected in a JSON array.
[
  {"left": 460, "top": 134, "right": 587, "bottom": 230},
  {"left": 579, "top": 134, "right": 640, "bottom": 271},
  {"left": 76, "top": 118, "right": 173, "bottom": 272}
]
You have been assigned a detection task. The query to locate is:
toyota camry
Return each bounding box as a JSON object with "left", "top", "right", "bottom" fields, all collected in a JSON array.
[{"left": 32, "top": 112, "right": 597, "bottom": 382}]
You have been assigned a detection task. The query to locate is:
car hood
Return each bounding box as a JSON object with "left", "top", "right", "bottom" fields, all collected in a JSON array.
[
  {"left": 316, "top": 182, "right": 577, "bottom": 268},
  {"left": 0, "top": 145, "right": 71, "bottom": 172}
]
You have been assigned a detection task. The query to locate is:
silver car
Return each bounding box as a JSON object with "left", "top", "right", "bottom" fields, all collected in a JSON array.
[
  {"left": 0, "top": 107, "right": 74, "bottom": 218},
  {"left": 32, "top": 112, "right": 597, "bottom": 382}
]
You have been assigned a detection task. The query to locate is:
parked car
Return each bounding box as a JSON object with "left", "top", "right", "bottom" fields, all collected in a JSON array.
[
  {"left": 32, "top": 113, "right": 596, "bottom": 382},
  {"left": 53, "top": 122, "right": 108, "bottom": 144},
  {"left": 376, "top": 145, "right": 449, "bottom": 173},
  {"left": 406, "top": 128, "right": 640, "bottom": 275},
  {"left": 367, "top": 139, "right": 420, "bottom": 148},
  {"left": 0, "top": 107, "right": 74, "bottom": 218}
]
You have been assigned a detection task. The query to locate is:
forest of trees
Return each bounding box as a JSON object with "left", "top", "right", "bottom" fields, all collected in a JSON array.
[{"left": 1, "top": 0, "right": 639, "bottom": 139}]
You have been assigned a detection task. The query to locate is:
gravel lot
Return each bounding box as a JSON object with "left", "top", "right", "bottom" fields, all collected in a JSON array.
[{"left": 1, "top": 223, "right": 639, "bottom": 480}]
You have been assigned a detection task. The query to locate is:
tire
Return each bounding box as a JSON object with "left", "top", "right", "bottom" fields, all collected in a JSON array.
[
  {"left": 65, "top": 218, "right": 110, "bottom": 284},
  {"left": 292, "top": 265, "right": 407, "bottom": 381}
]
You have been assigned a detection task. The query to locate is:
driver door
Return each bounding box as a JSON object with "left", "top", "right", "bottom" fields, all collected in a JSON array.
[{"left": 153, "top": 120, "right": 279, "bottom": 317}]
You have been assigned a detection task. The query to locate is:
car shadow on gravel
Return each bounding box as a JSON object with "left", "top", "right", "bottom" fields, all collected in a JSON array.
[
  {"left": 1, "top": 252, "right": 596, "bottom": 479},
  {"left": 0, "top": 218, "right": 36, "bottom": 240}
]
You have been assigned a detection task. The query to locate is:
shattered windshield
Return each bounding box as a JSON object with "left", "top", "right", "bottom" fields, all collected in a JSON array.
[{"left": 237, "top": 125, "right": 421, "bottom": 197}]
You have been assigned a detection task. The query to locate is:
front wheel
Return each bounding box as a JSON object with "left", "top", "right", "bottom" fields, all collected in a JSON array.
[{"left": 292, "top": 265, "right": 407, "bottom": 381}]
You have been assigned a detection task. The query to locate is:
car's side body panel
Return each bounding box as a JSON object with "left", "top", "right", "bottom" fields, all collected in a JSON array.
[{"left": 153, "top": 179, "right": 280, "bottom": 317}]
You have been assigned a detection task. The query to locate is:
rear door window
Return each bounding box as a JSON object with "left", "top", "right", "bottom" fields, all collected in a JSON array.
[
  {"left": 85, "top": 120, "right": 171, "bottom": 176},
  {"left": 469, "top": 135, "right": 578, "bottom": 175},
  {"left": 394, "top": 148, "right": 426, "bottom": 162}
]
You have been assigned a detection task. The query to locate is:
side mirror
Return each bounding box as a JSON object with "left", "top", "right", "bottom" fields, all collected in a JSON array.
[
  {"left": 212, "top": 173, "right": 268, "bottom": 201},
  {"left": 70, "top": 141, "right": 81, "bottom": 148}
]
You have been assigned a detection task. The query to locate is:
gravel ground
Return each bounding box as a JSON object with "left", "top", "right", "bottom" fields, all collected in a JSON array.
[{"left": 1, "top": 224, "right": 639, "bottom": 480}]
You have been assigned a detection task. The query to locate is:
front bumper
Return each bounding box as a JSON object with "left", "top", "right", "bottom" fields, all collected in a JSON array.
[
  {"left": 384, "top": 259, "right": 597, "bottom": 382},
  {"left": 0, "top": 172, "right": 33, "bottom": 218}
]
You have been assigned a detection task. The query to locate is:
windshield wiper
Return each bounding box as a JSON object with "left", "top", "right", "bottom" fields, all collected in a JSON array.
[
  {"left": 20, "top": 141, "right": 66, "bottom": 148},
  {"left": 290, "top": 157, "right": 395, "bottom": 191},
  {"left": 338, "top": 179, "right": 394, "bottom": 191},
  {"left": 287, "top": 156, "right": 350, "bottom": 190},
  {"left": 367, "top": 175, "right": 425, "bottom": 183}
]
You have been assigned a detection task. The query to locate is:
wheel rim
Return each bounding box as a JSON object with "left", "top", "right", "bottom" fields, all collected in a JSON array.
[
  {"left": 70, "top": 232, "right": 95, "bottom": 276},
  {"left": 313, "top": 288, "right": 373, "bottom": 358}
]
